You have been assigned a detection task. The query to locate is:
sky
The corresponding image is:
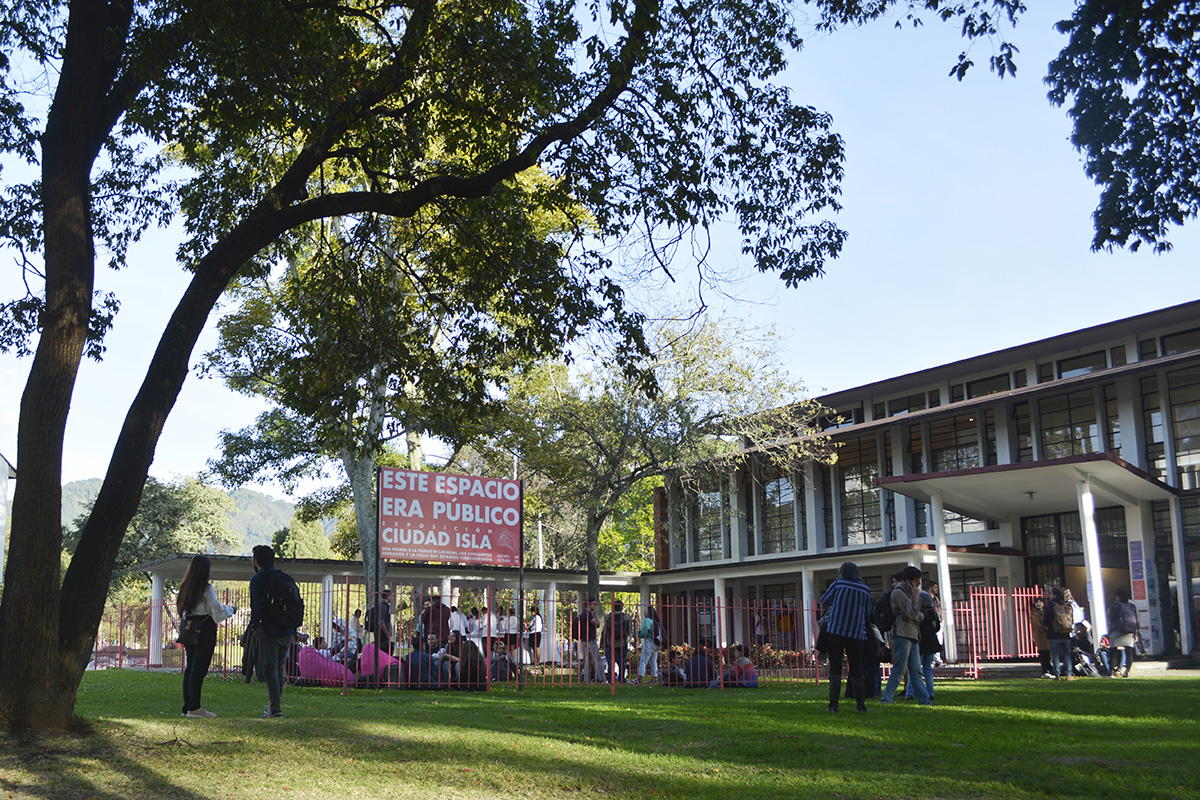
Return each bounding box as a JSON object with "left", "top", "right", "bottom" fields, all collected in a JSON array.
[{"left": 2, "top": 1, "right": 1198, "bottom": 501}]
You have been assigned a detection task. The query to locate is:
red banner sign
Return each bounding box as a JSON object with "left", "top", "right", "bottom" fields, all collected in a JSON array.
[{"left": 377, "top": 468, "right": 522, "bottom": 566}]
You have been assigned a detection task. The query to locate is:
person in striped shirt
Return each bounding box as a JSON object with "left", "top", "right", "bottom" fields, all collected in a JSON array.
[{"left": 819, "top": 562, "right": 873, "bottom": 713}]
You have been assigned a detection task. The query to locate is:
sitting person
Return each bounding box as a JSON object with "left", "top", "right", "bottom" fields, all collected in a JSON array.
[
  {"left": 683, "top": 639, "right": 716, "bottom": 688},
  {"left": 328, "top": 618, "right": 359, "bottom": 666},
  {"left": 399, "top": 634, "right": 441, "bottom": 688},
  {"left": 661, "top": 649, "right": 687, "bottom": 686},
  {"left": 1071, "top": 621, "right": 1110, "bottom": 675},
  {"left": 448, "top": 633, "right": 487, "bottom": 690},
  {"left": 710, "top": 643, "right": 758, "bottom": 688},
  {"left": 490, "top": 641, "right": 519, "bottom": 683}
]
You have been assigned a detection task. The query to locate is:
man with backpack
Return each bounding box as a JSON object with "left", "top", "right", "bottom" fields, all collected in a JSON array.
[
  {"left": 249, "top": 545, "right": 302, "bottom": 718},
  {"left": 880, "top": 566, "right": 932, "bottom": 705},
  {"left": 1044, "top": 586, "right": 1076, "bottom": 681},
  {"left": 602, "top": 599, "right": 631, "bottom": 683},
  {"left": 1107, "top": 587, "right": 1140, "bottom": 677}
]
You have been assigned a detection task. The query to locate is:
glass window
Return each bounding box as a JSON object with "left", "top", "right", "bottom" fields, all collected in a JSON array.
[
  {"left": 1142, "top": 376, "right": 1165, "bottom": 479},
  {"left": 1023, "top": 515, "right": 1059, "bottom": 556},
  {"left": 1014, "top": 369, "right": 1028, "bottom": 388},
  {"left": 1104, "top": 384, "right": 1121, "bottom": 457},
  {"left": 838, "top": 436, "right": 882, "bottom": 547},
  {"left": 928, "top": 389, "right": 941, "bottom": 408},
  {"left": 1168, "top": 366, "right": 1200, "bottom": 490},
  {"left": 873, "top": 402, "right": 885, "bottom": 420},
  {"left": 692, "top": 479, "right": 725, "bottom": 562},
  {"left": 1163, "top": 327, "right": 1200, "bottom": 357},
  {"left": 943, "top": 510, "right": 987, "bottom": 536},
  {"left": 759, "top": 465, "right": 796, "bottom": 555},
  {"left": 1039, "top": 390, "right": 1099, "bottom": 459},
  {"left": 967, "top": 373, "right": 1011, "bottom": 399},
  {"left": 929, "top": 414, "right": 980, "bottom": 471},
  {"left": 1058, "top": 351, "right": 1107, "bottom": 379},
  {"left": 950, "top": 384, "right": 965, "bottom": 403},
  {"left": 908, "top": 423, "right": 925, "bottom": 474},
  {"left": 1110, "top": 346, "right": 1127, "bottom": 367},
  {"left": 1038, "top": 363, "right": 1054, "bottom": 383},
  {"left": 1139, "top": 339, "right": 1158, "bottom": 361},
  {"left": 888, "top": 393, "right": 926, "bottom": 417},
  {"left": 1013, "top": 402, "right": 1033, "bottom": 462}
]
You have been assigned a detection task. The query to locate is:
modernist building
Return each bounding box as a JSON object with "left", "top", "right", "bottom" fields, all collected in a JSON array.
[{"left": 649, "top": 300, "right": 1200, "bottom": 659}]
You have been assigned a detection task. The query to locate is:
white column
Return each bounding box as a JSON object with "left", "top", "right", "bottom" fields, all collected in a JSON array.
[
  {"left": 1126, "top": 501, "right": 1163, "bottom": 655},
  {"left": 321, "top": 573, "right": 335, "bottom": 640},
  {"left": 149, "top": 571, "right": 165, "bottom": 667},
  {"left": 713, "top": 576, "right": 727, "bottom": 647},
  {"left": 440, "top": 577, "right": 452, "bottom": 605},
  {"left": 1076, "top": 480, "right": 1108, "bottom": 640},
  {"left": 545, "top": 581, "right": 560, "bottom": 664},
  {"left": 930, "top": 493, "right": 957, "bottom": 662},
  {"left": 1169, "top": 496, "right": 1194, "bottom": 655},
  {"left": 800, "top": 569, "right": 815, "bottom": 650}
]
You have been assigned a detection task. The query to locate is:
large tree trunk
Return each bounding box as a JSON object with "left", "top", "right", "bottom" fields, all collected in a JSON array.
[{"left": 0, "top": 0, "right": 131, "bottom": 729}]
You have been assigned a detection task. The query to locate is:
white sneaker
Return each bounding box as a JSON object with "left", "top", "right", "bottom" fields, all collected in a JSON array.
[{"left": 185, "top": 708, "right": 217, "bottom": 718}]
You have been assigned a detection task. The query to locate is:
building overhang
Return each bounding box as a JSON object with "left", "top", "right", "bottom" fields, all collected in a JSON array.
[{"left": 878, "top": 453, "right": 1178, "bottom": 522}]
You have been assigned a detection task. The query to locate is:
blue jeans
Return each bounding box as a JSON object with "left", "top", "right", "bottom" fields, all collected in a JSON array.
[
  {"left": 1049, "top": 639, "right": 1072, "bottom": 677},
  {"left": 261, "top": 634, "right": 292, "bottom": 714},
  {"left": 882, "top": 636, "right": 930, "bottom": 704},
  {"left": 904, "top": 653, "right": 935, "bottom": 700}
]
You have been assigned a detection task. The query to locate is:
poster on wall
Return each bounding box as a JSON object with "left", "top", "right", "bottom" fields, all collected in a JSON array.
[{"left": 377, "top": 467, "right": 523, "bottom": 566}]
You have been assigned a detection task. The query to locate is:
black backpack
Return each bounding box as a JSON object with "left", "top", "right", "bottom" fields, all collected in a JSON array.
[
  {"left": 265, "top": 568, "right": 305, "bottom": 629},
  {"left": 874, "top": 591, "right": 897, "bottom": 633}
]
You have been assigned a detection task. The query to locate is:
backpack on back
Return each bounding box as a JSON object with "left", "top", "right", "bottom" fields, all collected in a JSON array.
[
  {"left": 265, "top": 568, "right": 305, "bottom": 630},
  {"left": 1052, "top": 602, "right": 1074, "bottom": 634},
  {"left": 653, "top": 619, "right": 665, "bottom": 647},
  {"left": 874, "top": 591, "right": 897, "bottom": 633},
  {"left": 1115, "top": 602, "right": 1139, "bottom": 635}
]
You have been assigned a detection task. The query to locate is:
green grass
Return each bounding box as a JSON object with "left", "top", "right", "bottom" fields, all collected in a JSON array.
[{"left": 0, "top": 671, "right": 1197, "bottom": 799}]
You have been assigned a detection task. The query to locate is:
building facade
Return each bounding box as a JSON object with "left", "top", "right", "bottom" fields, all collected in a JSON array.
[{"left": 651, "top": 300, "right": 1200, "bottom": 659}]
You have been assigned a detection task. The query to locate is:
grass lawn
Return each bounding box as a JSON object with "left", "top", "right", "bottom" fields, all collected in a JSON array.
[{"left": 0, "top": 670, "right": 1196, "bottom": 799}]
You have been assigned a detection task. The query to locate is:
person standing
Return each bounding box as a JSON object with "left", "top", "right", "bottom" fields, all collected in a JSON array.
[
  {"left": 1107, "top": 587, "right": 1139, "bottom": 677},
  {"left": 637, "top": 605, "right": 664, "bottom": 683},
  {"left": 1045, "top": 587, "right": 1075, "bottom": 681},
  {"left": 819, "top": 561, "right": 873, "bottom": 713},
  {"left": 249, "top": 545, "right": 299, "bottom": 718},
  {"left": 880, "top": 566, "right": 932, "bottom": 705},
  {"left": 904, "top": 589, "right": 940, "bottom": 702},
  {"left": 365, "top": 588, "right": 394, "bottom": 656},
  {"left": 527, "top": 606, "right": 544, "bottom": 666},
  {"left": 579, "top": 596, "right": 602, "bottom": 682},
  {"left": 602, "top": 599, "right": 631, "bottom": 683},
  {"left": 349, "top": 608, "right": 364, "bottom": 654},
  {"left": 177, "top": 555, "right": 236, "bottom": 718},
  {"left": 1030, "top": 595, "right": 1053, "bottom": 678}
]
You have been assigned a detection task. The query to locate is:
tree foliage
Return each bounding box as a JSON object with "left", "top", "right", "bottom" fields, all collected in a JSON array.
[
  {"left": 483, "top": 316, "right": 836, "bottom": 596},
  {"left": 272, "top": 514, "right": 332, "bottom": 560},
  {"left": 1046, "top": 2, "right": 1200, "bottom": 253},
  {"left": 64, "top": 476, "right": 239, "bottom": 602}
]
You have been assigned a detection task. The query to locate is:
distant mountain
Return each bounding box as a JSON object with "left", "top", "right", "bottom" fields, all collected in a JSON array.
[
  {"left": 228, "top": 487, "right": 295, "bottom": 552},
  {"left": 59, "top": 479, "right": 297, "bottom": 555},
  {"left": 62, "top": 478, "right": 103, "bottom": 529}
]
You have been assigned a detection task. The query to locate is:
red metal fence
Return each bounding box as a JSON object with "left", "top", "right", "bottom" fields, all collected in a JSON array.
[{"left": 93, "top": 583, "right": 1047, "bottom": 689}]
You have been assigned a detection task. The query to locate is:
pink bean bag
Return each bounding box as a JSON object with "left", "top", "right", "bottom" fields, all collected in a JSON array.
[
  {"left": 358, "top": 644, "right": 398, "bottom": 678},
  {"left": 298, "top": 646, "right": 354, "bottom": 687}
]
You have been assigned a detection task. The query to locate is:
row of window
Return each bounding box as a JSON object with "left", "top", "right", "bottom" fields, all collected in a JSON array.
[
  {"left": 681, "top": 362, "right": 1200, "bottom": 562},
  {"left": 840, "top": 326, "right": 1200, "bottom": 427}
]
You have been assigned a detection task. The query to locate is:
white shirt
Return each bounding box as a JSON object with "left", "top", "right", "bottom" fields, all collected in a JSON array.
[{"left": 184, "top": 584, "right": 235, "bottom": 623}]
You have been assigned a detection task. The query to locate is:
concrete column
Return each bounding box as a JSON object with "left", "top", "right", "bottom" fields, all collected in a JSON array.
[
  {"left": 1076, "top": 480, "right": 1108, "bottom": 640},
  {"left": 1169, "top": 496, "right": 1194, "bottom": 655},
  {"left": 713, "top": 576, "right": 727, "bottom": 647},
  {"left": 1126, "top": 501, "right": 1164, "bottom": 655},
  {"left": 545, "top": 581, "right": 560, "bottom": 664},
  {"left": 149, "top": 572, "right": 165, "bottom": 667},
  {"left": 321, "top": 573, "right": 335, "bottom": 640},
  {"left": 930, "top": 494, "right": 957, "bottom": 662},
  {"left": 801, "top": 570, "right": 815, "bottom": 650},
  {"left": 729, "top": 468, "right": 746, "bottom": 561}
]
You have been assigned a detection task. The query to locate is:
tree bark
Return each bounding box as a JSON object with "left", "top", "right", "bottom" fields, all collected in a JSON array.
[{"left": 0, "top": 0, "right": 131, "bottom": 729}]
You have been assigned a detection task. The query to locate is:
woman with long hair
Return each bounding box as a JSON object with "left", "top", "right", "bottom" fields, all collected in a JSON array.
[{"left": 177, "top": 555, "right": 237, "bottom": 717}]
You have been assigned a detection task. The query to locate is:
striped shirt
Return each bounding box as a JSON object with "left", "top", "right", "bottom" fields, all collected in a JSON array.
[{"left": 820, "top": 578, "right": 872, "bottom": 641}]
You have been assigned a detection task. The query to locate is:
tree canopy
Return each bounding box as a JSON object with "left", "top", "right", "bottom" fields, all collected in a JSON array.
[{"left": 483, "top": 316, "right": 836, "bottom": 596}]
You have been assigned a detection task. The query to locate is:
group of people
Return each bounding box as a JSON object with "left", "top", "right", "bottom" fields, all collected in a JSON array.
[
  {"left": 176, "top": 545, "right": 298, "bottom": 719},
  {"left": 1030, "top": 586, "right": 1141, "bottom": 680},
  {"left": 818, "top": 563, "right": 944, "bottom": 713}
]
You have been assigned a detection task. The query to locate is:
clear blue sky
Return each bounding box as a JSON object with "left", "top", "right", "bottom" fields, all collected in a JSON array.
[{"left": 2, "top": 1, "right": 1198, "bottom": 499}]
